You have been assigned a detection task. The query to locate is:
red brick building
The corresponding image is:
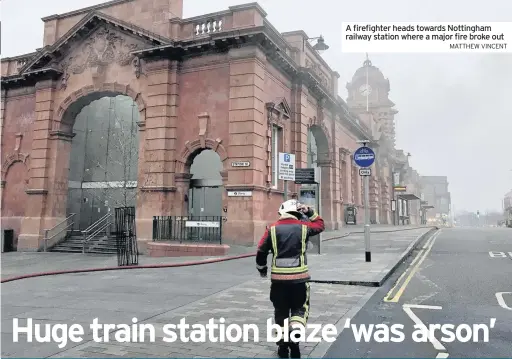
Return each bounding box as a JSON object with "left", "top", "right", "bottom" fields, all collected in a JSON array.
[{"left": 1, "top": 0, "right": 388, "bottom": 252}]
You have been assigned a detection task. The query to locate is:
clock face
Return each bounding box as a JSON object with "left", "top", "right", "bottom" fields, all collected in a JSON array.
[{"left": 359, "top": 84, "right": 372, "bottom": 96}]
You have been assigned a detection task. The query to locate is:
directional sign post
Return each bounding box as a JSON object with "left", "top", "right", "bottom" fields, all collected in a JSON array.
[
  {"left": 354, "top": 145, "right": 376, "bottom": 262},
  {"left": 279, "top": 152, "right": 295, "bottom": 201}
]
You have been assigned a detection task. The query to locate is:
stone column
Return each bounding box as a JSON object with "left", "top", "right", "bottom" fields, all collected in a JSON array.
[
  {"left": 223, "top": 46, "right": 267, "bottom": 245},
  {"left": 18, "top": 79, "right": 58, "bottom": 251},
  {"left": 290, "top": 82, "right": 309, "bottom": 196},
  {"left": 44, "top": 131, "right": 75, "bottom": 218},
  {"left": 174, "top": 173, "right": 191, "bottom": 216},
  {"left": 318, "top": 160, "right": 334, "bottom": 229},
  {"left": 137, "top": 59, "right": 179, "bottom": 244},
  {"left": 316, "top": 100, "right": 334, "bottom": 230},
  {"left": 331, "top": 118, "right": 342, "bottom": 229},
  {"left": 0, "top": 89, "right": 6, "bottom": 204}
]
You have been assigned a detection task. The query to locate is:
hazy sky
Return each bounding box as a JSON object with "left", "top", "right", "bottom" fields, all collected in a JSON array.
[{"left": 2, "top": 0, "right": 511, "bottom": 212}]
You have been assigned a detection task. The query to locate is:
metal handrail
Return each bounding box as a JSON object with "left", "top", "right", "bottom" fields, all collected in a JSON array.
[
  {"left": 83, "top": 212, "right": 111, "bottom": 233},
  {"left": 82, "top": 213, "right": 113, "bottom": 253},
  {"left": 43, "top": 213, "right": 76, "bottom": 252}
]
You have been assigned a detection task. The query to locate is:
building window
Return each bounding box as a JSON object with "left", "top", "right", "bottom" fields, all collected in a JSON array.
[{"left": 271, "top": 125, "right": 282, "bottom": 188}]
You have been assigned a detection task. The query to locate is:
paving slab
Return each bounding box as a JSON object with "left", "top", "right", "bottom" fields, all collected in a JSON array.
[
  {"left": 309, "top": 227, "right": 437, "bottom": 286},
  {"left": 1, "top": 267, "right": 376, "bottom": 358}
]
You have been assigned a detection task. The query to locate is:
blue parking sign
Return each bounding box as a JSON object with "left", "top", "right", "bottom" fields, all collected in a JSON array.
[{"left": 284, "top": 154, "right": 290, "bottom": 162}]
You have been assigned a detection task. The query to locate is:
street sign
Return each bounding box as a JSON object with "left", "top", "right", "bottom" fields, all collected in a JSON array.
[
  {"left": 295, "top": 168, "right": 316, "bottom": 184},
  {"left": 227, "top": 191, "right": 252, "bottom": 197},
  {"left": 359, "top": 168, "right": 371, "bottom": 176},
  {"left": 231, "top": 161, "right": 250, "bottom": 167},
  {"left": 278, "top": 152, "right": 295, "bottom": 181},
  {"left": 185, "top": 221, "right": 220, "bottom": 228},
  {"left": 353, "top": 146, "right": 375, "bottom": 168}
]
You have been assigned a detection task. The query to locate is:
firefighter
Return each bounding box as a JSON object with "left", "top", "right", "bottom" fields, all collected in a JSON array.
[{"left": 256, "top": 199, "right": 325, "bottom": 358}]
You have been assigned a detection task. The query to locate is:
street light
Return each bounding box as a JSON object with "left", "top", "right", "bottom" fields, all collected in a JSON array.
[{"left": 308, "top": 35, "right": 330, "bottom": 53}]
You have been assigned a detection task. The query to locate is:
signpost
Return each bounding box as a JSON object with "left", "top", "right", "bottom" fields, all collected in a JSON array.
[
  {"left": 278, "top": 152, "right": 295, "bottom": 201},
  {"left": 295, "top": 167, "right": 321, "bottom": 254},
  {"left": 294, "top": 168, "right": 316, "bottom": 184},
  {"left": 354, "top": 143, "right": 375, "bottom": 262},
  {"left": 227, "top": 191, "right": 253, "bottom": 197},
  {"left": 231, "top": 161, "right": 250, "bottom": 167},
  {"left": 359, "top": 168, "right": 371, "bottom": 176}
]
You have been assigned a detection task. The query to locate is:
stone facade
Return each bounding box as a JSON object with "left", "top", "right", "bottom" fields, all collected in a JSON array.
[
  {"left": 346, "top": 59, "right": 424, "bottom": 225},
  {"left": 1, "top": 0, "right": 404, "bottom": 252},
  {"left": 420, "top": 176, "right": 451, "bottom": 221}
]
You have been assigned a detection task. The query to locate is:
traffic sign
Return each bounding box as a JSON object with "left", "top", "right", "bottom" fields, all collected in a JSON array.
[
  {"left": 295, "top": 168, "right": 316, "bottom": 184},
  {"left": 353, "top": 146, "right": 375, "bottom": 168},
  {"left": 227, "top": 191, "right": 253, "bottom": 197},
  {"left": 359, "top": 168, "right": 371, "bottom": 176},
  {"left": 278, "top": 152, "right": 295, "bottom": 181}
]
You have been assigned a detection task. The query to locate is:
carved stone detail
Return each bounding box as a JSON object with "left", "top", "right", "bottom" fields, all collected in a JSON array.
[
  {"left": 305, "top": 58, "right": 329, "bottom": 88},
  {"left": 198, "top": 112, "right": 210, "bottom": 148},
  {"left": 60, "top": 26, "right": 144, "bottom": 77},
  {"left": 1, "top": 152, "right": 30, "bottom": 181},
  {"left": 14, "top": 133, "right": 23, "bottom": 152}
]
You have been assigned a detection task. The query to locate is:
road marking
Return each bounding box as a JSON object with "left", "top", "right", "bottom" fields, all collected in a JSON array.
[
  {"left": 488, "top": 251, "right": 512, "bottom": 258},
  {"left": 404, "top": 304, "right": 442, "bottom": 310},
  {"left": 384, "top": 230, "right": 441, "bottom": 302},
  {"left": 436, "top": 353, "right": 449, "bottom": 358},
  {"left": 496, "top": 292, "right": 512, "bottom": 310},
  {"left": 403, "top": 304, "right": 445, "bottom": 351}
]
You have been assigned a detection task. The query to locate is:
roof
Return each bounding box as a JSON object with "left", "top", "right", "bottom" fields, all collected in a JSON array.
[
  {"left": 41, "top": 0, "right": 134, "bottom": 21},
  {"left": 352, "top": 58, "right": 385, "bottom": 82},
  {"left": 18, "top": 11, "right": 172, "bottom": 75}
]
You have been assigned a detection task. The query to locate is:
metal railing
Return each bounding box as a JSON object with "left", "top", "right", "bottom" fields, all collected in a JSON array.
[
  {"left": 82, "top": 212, "right": 113, "bottom": 253},
  {"left": 43, "top": 213, "right": 76, "bottom": 252},
  {"left": 153, "top": 216, "right": 223, "bottom": 244}
]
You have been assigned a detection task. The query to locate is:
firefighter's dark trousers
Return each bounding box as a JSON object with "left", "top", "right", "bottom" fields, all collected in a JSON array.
[{"left": 270, "top": 281, "right": 310, "bottom": 333}]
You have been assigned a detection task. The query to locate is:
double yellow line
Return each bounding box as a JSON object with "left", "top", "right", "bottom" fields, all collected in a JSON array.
[{"left": 384, "top": 230, "right": 441, "bottom": 303}]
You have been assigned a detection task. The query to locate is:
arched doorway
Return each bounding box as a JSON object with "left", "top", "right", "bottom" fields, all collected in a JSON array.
[
  {"left": 66, "top": 95, "right": 139, "bottom": 230},
  {"left": 300, "top": 125, "right": 331, "bottom": 224},
  {"left": 187, "top": 150, "right": 223, "bottom": 218}
]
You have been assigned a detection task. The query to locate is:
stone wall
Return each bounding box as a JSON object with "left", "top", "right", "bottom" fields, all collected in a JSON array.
[{"left": 1, "top": 90, "right": 36, "bottom": 247}]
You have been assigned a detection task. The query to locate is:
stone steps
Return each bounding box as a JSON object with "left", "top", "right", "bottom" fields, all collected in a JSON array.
[{"left": 50, "top": 234, "right": 118, "bottom": 254}]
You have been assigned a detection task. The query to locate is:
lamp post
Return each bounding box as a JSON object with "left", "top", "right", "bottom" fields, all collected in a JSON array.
[{"left": 304, "top": 35, "right": 330, "bottom": 53}]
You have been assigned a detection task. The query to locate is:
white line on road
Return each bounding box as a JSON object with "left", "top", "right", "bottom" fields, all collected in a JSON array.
[
  {"left": 403, "top": 304, "right": 443, "bottom": 310},
  {"left": 402, "top": 304, "right": 445, "bottom": 351},
  {"left": 496, "top": 292, "right": 512, "bottom": 310},
  {"left": 436, "top": 352, "right": 449, "bottom": 358}
]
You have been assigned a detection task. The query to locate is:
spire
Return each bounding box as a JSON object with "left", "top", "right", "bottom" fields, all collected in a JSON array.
[{"left": 363, "top": 53, "right": 372, "bottom": 67}]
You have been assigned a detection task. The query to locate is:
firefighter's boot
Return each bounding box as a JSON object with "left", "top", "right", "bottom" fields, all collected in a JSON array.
[
  {"left": 277, "top": 339, "right": 289, "bottom": 358},
  {"left": 289, "top": 341, "right": 301, "bottom": 358}
]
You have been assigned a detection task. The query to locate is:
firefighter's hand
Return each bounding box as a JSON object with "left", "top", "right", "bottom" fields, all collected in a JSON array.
[{"left": 299, "top": 204, "right": 314, "bottom": 217}]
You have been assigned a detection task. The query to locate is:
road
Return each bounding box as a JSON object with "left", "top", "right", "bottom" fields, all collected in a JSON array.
[{"left": 324, "top": 227, "right": 512, "bottom": 358}]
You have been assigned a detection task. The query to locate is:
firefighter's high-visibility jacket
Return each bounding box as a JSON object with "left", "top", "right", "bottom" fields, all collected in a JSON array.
[{"left": 256, "top": 209, "right": 325, "bottom": 283}]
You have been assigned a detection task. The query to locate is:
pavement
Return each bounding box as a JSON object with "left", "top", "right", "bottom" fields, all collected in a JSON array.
[
  {"left": 310, "top": 228, "right": 436, "bottom": 286},
  {"left": 1, "top": 225, "right": 437, "bottom": 358},
  {"left": 325, "top": 227, "right": 512, "bottom": 358},
  {"left": 1, "top": 224, "right": 427, "bottom": 281}
]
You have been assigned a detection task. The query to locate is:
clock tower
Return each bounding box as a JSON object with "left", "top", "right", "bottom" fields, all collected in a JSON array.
[
  {"left": 346, "top": 56, "right": 398, "bottom": 147},
  {"left": 346, "top": 56, "right": 398, "bottom": 225}
]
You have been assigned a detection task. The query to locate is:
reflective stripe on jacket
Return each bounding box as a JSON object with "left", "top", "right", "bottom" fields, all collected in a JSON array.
[{"left": 256, "top": 211, "right": 325, "bottom": 283}]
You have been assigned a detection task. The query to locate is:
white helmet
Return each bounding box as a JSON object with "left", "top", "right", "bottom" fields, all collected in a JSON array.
[{"left": 278, "top": 199, "right": 300, "bottom": 216}]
